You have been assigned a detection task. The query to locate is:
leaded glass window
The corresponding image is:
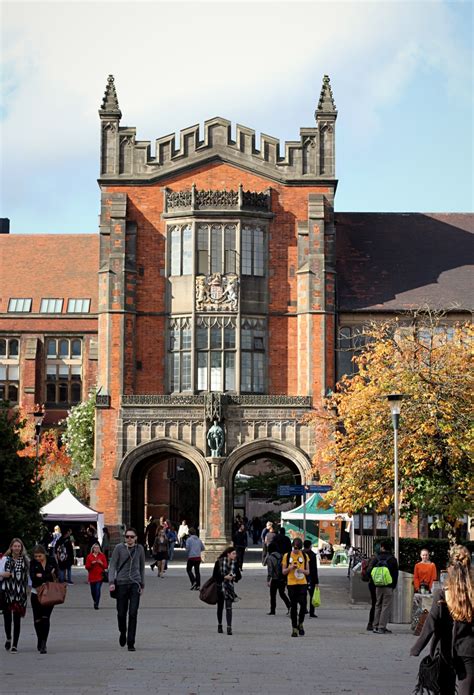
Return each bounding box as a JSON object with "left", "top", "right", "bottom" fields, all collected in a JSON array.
[
  {"left": 195, "top": 316, "right": 236, "bottom": 393},
  {"left": 169, "top": 317, "right": 192, "bottom": 391},
  {"left": 169, "top": 224, "right": 192, "bottom": 276},
  {"left": 0, "top": 338, "right": 20, "bottom": 403},
  {"left": 241, "top": 318, "right": 265, "bottom": 392},
  {"left": 196, "top": 223, "right": 237, "bottom": 275},
  {"left": 241, "top": 225, "right": 265, "bottom": 276}
]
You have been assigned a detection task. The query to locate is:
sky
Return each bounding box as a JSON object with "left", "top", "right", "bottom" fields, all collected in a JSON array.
[{"left": 1, "top": 0, "right": 473, "bottom": 234}]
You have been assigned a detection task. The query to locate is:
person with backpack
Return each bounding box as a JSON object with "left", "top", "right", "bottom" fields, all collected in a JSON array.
[
  {"left": 55, "top": 529, "right": 74, "bottom": 585},
  {"left": 368, "top": 539, "right": 399, "bottom": 634},
  {"left": 265, "top": 542, "right": 291, "bottom": 615},
  {"left": 361, "top": 551, "right": 378, "bottom": 631},
  {"left": 282, "top": 537, "right": 310, "bottom": 637}
]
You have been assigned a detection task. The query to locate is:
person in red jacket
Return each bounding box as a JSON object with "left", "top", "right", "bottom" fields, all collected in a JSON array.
[
  {"left": 413, "top": 549, "right": 437, "bottom": 593},
  {"left": 85, "top": 543, "right": 108, "bottom": 609}
]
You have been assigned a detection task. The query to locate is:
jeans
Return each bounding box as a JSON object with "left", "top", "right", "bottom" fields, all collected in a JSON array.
[
  {"left": 236, "top": 547, "right": 245, "bottom": 570},
  {"left": 288, "top": 585, "right": 307, "bottom": 628},
  {"left": 307, "top": 581, "right": 317, "bottom": 616},
  {"left": 168, "top": 542, "right": 175, "bottom": 563},
  {"left": 116, "top": 583, "right": 141, "bottom": 647},
  {"left": 186, "top": 559, "right": 201, "bottom": 587},
  {"left": 3, "top": 609, "right": 22, "bottom": 648},
  {"left": 90, "top": 581, "right": 102, "bottom": 607},
  {"left": 217, "top": 593, "right": 233, "bottom": 627},
  {"left": 58, "top": 566, "right": 72, "bottom": 583},
  {"left": 368, "top": 582, "right": 376, "bottom": 625},
  {"left": 269, "top": 579, "right": 291, "bottom": 613},
  {"left": 31, "top": 593, "right": 54, "bottom": 647}
]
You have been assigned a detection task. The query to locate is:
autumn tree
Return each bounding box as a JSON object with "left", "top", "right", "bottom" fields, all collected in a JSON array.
[
  {"left": 310, "top": 312, "right": 473, "bottom": 537},
  {"left": 0, "top": 403, "right": 44, "bottom": 550}
]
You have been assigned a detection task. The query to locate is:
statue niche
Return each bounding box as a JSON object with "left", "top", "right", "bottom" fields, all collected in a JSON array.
[{"left": 207, "top": 419, "right": 225, "bottom": 457}]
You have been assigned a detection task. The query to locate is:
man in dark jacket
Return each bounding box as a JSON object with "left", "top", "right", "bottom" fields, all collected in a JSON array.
[
  {"left": 274, "top": 527, "right": 292, "bottom": 556},
  {"left": 368, "top": 540, "right": 399, "bottom": 634},
  {"left": 55, "top": 528, "right": 75, "bottom": 584},
  {"left": 303, "top": 540, "right": 319, "bottom": 617}
]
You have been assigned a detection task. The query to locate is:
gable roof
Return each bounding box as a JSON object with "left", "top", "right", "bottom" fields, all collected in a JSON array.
[{"left": 335, "top": 213, "right": 474, "bottom": 312}]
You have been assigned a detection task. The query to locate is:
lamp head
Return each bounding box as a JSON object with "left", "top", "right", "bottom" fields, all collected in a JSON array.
[{"left": 387, "top": 393, "right": 403, "bottom": 416}]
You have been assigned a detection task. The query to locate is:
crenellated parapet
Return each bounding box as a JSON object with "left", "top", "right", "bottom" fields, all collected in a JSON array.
[{"left": 98, "top": 75, "right": 337, "bottom": 184}]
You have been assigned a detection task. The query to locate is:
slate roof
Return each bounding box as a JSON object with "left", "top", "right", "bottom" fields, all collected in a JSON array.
[{"left": 335, "top": 213, "right": 474, "bottom": 312}]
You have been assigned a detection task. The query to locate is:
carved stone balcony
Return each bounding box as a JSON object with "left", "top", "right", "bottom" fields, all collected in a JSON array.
[{"left": 164, "top": 185, "right": 272, "bottom": 218}]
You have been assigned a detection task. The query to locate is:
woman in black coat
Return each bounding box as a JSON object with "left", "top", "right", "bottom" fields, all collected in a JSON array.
[
  {"left": 411, "top": 545, "right": 473, "bottom": 695},
  {"left": 29, "top": 544, "right": 58, "bottom": 654},
  {"left": 212, "top": 547, "right": 242, "bottom": 635}
]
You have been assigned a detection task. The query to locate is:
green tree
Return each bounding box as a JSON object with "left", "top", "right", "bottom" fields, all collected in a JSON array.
[
  {"left": 61, "top": 389, "right": 96, "bottom": 502},
  {"left": 0, "top": 404, "right": 44, "bottom": 550},
  {"left": 309, "top": 313, "right": 473, "bottom": 537}
]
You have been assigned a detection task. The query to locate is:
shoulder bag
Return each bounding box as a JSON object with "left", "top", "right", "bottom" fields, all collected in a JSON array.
[
  {"left": 37, "top": 581, "right": 67, "bottom": 607},
  {"left": 199, "top": 577, "right": 218, "bottom": 605},
  {"left": 109, "top": 554, "right": 131, "bottom": 599}
]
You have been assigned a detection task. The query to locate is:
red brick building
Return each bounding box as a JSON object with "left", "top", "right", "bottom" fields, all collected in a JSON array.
[{"left": 1, "top": 75, "right": 472, "bottom": 553}]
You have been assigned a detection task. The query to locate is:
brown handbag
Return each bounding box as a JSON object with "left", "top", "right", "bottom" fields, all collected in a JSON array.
[{"left": 36, "top": 581, "right": 67, "bottom": 607}]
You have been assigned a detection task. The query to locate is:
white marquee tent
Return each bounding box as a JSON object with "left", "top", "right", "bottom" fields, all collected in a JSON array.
[{"left": 40, "top": 488, "right": 104, "bottom": 544}]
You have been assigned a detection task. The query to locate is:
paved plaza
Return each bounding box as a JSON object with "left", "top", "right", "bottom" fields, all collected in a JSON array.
[{"left": 2, "top": 550, "right": 420, "bottom": 695}]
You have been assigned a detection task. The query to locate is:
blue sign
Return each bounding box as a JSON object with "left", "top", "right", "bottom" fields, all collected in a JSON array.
[{"left": 277, "top": 484, "right": 332, "bottom": 496}]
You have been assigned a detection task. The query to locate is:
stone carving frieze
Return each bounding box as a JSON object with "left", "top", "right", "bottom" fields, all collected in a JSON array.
[
  {"left": 165, "top": 187, "right": 270, "bottom": 213},
  {"left": 166, "top": 190, "right": 192, "bottom": 209},
  {"left": 196, "top": 189, "right": 239, "bottom": 208},
  {"left": 205, "top": 393, "right": 227, "bottom": 422},
  {"left": 196, "top": 273, "right": 239, "bottom": 312},
  {"left": 228, "top": 395, "right": 313, "bottom": 407},
  {"left": 241, "top": 190, "right": 270, "bottom": 210},
  {"left": 121, "top": 395, "right": 204, "bottom": 406}
]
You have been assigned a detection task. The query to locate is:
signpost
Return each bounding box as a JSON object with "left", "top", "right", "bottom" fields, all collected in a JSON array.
[{"left": 277, "top": 485, "right": 332, "bottom": 540}]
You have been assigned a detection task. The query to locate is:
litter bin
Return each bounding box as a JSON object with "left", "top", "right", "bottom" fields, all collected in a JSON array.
[
  {"left": 391, "top": 571, "right": 414, "bottom": 624},
  {"left": 350, "top": 569, "right": 371, "bottom": 604}
]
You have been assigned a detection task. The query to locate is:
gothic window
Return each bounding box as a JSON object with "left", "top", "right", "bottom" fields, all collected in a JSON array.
[
  {"left": 196, "top": 223, "right": 237, "bottom": 275},
  {"left": 0, "top": 338, "right": 20, "bottom": 403},
  {"left": 336, "top": 326, "right": 367, "bottom": 379},
  {"left": 196, "top": 316, "right": 236, "bottom": 392},
  {"left": 45, "top": 338, "right": 82, "bottom": 405},
  {"left": 241, "top": 225, "right": 265, "bottom": 276},
  {"left": 170, "top": 224, "right": 192, "bottom": 276},
  {"left": 169, "top": 317, "right": 192, "bottom": 392},
  {"left": 241, "top": 318, "right": 265, "bottom": 393}
]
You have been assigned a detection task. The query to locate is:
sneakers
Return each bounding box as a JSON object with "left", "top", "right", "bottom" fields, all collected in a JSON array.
[
  {"left": 128, "top": 645, "right": 136, "bottom": 651},
  {"left": 10, "top": 646, "right": 18, "bottom": 653},
  {"left": 267, "top": 611, "right": 276, "bottom": 615},
  {"left": 298, "top": 624, "right": 305, "bottom": 636},
  {"left": 373, "top": 627, "right": 392, "bottom": 634},
  {"left": 190, "top": 584, "right": 196, "bottom": 590},
  {"left": 291, "top": 628, "right": 299, "bottom": 637}
]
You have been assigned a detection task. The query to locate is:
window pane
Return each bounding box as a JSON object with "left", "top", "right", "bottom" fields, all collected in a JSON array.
[
  {"left": 0, "top": 365, "right": 6, "bottom": 380},
  {"left": 58, "top": 384, "right": 68, "bottom": 403},
  {"left": 0, "top": 340, "right": 5, "bottom": 357},
  {"left": 224, "top": 225, "right": 236, "bottom": 274},
  {"left": 67, "top": 299, "right": 90, "bottom": 313},
  {"left": 254, "top": 227, "right": 265, "bottom": 276},
  {"left": 58, "top": 365, "right": 69, "bottom": 380},
  {"left": 241, "top": 353, "right": 252, "bottom": 392},
  {"left": 210, "top": 352, "right": 222, "bottom": 391},
  {"left": 224, "top": 327, "right": 235, "bottom": 349},
  {"left": 241, "top": 327, "right": 252, "bottom": 350},
  {"left": 362, "top": 515, "right": 373, "bottom": 530},
  {"left": 9, "top": 339, "right": 19, "bottom": 357},
  {"left": 8, "top": 384, "right": 18, "bottom": 402},
  {"left": 182, "top": 352, "right": 191, "bottom": 390},
  {"left": 70, "top": 365, "right": 81, "bottom": 380},
  {"left": 171, "top": 226, "right": 181, "bottom": 276},
  {"left": 182, "top": 225, "right": 192, "bottom": 275},
  {"left": 242, "top": 227, "right": 252, "bottom": 275},
  {"left": 40, "top": 299, "right": 63, "bottom": 313},
  {"left": 47, "top": 365, "right": 57, "bottom": 379},
  {"left": 46, "top": 383, "right": 56, "bottom": 402},
  {"left": 197, "top": 352, "right": 207, "bottom": 390},
  {"left": 59, "top": 340, "right": 69, "bottom": 357},
  {"left": 197, "top": 226, "right": 208, "bottom": 274},
  {"left": 181, "top": 327, "right": 192, "bottom": 350},
  {"left": 172, "top": 353, "right": 180, "bottom": 392},
  {"left": 196, "top": 325, "right": 208, "bottom": 349},
  {"left": 71, "top": 383, "right": 81, "bottom": 403},
  {"left": 9, "top": 365, "right": 19, "bottom": 380},
  {"left": 8, "top": 298, "right": 31, "bottom": 312},
  {"left": 169, "top": 327, "right": 178, "bottom": 351},
  {"left": 211, "top": 225, "right": 222, "bottom": 274},
  {"left": 254, "top": 334, "right": 264, "bottom": 351},
  {"left": 210, "top": 325, "right": 221, "bottom": 349},
  {"left": 253, "top": 353, "right": 264, "bottom": 392},
  {"left": 225, "top": 353, "right": 235, "bottom": 391},
  {"left": 71, "top": 339, "right": 81, "bottom": 357}
]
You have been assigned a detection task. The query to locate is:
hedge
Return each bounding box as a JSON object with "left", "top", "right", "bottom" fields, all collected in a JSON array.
[{"left": 376, "top": 537, "right": 474, "bottom": 574}]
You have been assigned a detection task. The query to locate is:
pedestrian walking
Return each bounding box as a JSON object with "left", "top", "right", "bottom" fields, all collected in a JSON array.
[
  {"left": 177, "top": 520, "right": 189, "bottom": 548},
  {"left": 233, "top": 523, "right": 248, "bottom": 570},
  {"left": 55, "top": 528, "right": 74, "bottom": 584},
  {"left": 108, "top": 527, "right": 145, "bottom": 652},
  {"left": 29, "top": 544, "right": 58, "bottom": 654},
  {"left": 411, "top": 545, "right": 473, "bottom": 695},
  {"left": 144, "top": 517, "right": 157, "bottom": 554},
  {"left": 48, "top": 525, "right": 61, "bottom": 557},
  {"left": 265, "top": 542, "right": 291, "bottom": 615},
  {"left": 3, "top": 538, "right": 29, "bottom": 653},
  {"left": 85, "top": 543, "right": 108, "bottom": 609},
  {"left": 274, "top": 527, "right": 292, "bottom": 556},
  {"left": 251, "top": 516, "right": 262, "bottom": 545},
  {"left": 303, "top": 540, "right": 319, "bottom": 618},
  {"left": 261, "top": 522, "right": 276, "bottom": 566},
  {"left": 185, "top": 528, "right": 205, "bottom": 590},
  {"left": 368, "top": 539, "right": 399, "bottom": 634},
  {"left": 165, "top": 526, "right": 178, "bottom": 566},
  {"left": 283, "top": 537, "right": 310, "bottom": 637},
  {"left": 213, "top": 547, "right": 241, "bottom": 635},
  {"left": 151, "top": 526, "right": 169, "bottom": 577}
]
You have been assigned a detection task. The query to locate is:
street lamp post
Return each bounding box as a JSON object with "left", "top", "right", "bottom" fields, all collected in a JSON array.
[
  {"left": 33, "top": 404, "right": 45, "bottom": 479},
  {"left": 387, "top": 394, "right": 403, "bottom": 561}
]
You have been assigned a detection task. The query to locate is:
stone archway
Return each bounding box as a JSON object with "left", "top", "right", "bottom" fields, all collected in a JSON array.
[
  {"left": 116, "top": 438, "right": 210, "bottom": 537},
  {"left": 220, "top": 438, "right": 313, "bottom": 537}
]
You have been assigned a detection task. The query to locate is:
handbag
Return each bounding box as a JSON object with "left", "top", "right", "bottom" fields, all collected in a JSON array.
[
  {"left": 312, "top": 586, "right": 321, "bottom": 608},
  {"left": 102, "top": 569, "right": 109, "bottom": 583},
  {"left": 199, "top": 577, "right": 218, "bottom": 605},
  {"left": 109, "top": 555, "right": 131, "bottom": 599},
  {"left": 37, "top": 581, "right": 67, "bottom": 607}
]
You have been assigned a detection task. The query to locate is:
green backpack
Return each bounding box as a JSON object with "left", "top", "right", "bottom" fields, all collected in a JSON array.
[{"left": 371, "top": 557, "right": 393, "bottom": 586}]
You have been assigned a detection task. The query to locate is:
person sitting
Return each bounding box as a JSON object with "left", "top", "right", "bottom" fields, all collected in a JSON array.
[{"left": 413, "top": 548, "right": 437, "bottom": 593}]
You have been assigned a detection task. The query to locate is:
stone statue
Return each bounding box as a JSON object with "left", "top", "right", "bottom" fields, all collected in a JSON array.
[{"left": 207, "top": 419, "right": 224, "bottom": 457}]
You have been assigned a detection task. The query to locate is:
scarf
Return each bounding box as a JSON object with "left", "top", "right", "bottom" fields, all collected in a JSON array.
[{"left": 218, "top": 556, "right": 237, "bottom": 601}]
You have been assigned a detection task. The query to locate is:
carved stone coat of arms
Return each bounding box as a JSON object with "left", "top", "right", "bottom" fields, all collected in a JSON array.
[{"left": 195, "top": 273, "right": 239, "bottom": 311}]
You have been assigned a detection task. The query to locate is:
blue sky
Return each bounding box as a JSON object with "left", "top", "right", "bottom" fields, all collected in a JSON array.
[{"left": 1, "top": 0, "right": 472, "bottom": 234}]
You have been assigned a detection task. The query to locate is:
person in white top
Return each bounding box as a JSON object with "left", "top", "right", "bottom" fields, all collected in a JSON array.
[{"left": 177, "top": 520, "right": 189, "bottom": 548}]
